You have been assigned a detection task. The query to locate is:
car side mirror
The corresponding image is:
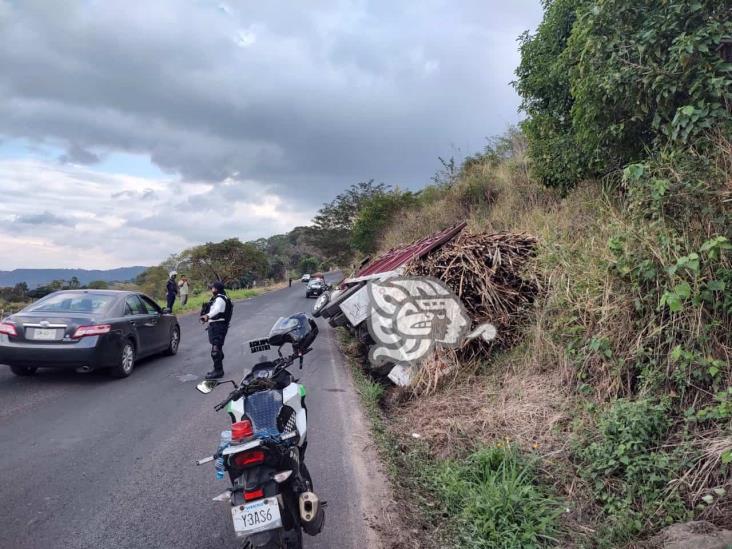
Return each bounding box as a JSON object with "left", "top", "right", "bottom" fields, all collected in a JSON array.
[{"left": 162, "top": 307, "right": 171, "bottom": 314}]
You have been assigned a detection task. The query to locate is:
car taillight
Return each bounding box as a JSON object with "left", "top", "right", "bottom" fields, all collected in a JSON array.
[
  {"left": 244, "top": 488, "right": 264, "bottom": 501},
  {"left": 0, "top": 322, "right": 17, "bottom": 337},
  {"left": 231, "top": 419, "right": 254, "bottom": 442},
  {"left": 72, "top": 324, "right": 112, "bottom": 338},
  {"left": 232, "top": 449, "right": 265, "bottom": 468}
]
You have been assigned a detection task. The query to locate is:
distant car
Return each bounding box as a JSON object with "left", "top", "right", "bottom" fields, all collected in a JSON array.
[
  {"left": 0, "top": 290, "right": 180, "bottom": 378},
  {"left": 305, "top": 279, "right": 326, "bottom": 298},
  {"left": 301, "top": 274, "right": 311, "bottom": 283}
]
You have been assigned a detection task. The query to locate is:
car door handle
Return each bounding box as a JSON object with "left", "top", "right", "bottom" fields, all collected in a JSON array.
[{"left": 128, "top": 320, "right": 137, "bottom": 326}]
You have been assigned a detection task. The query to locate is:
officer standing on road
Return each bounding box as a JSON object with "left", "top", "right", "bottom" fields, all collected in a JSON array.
[
  {"left": 166, "top": 271, "right": 179, "bottom": 312},
  {"left": 200, "top": 281, "right": 232, "bottom": 379}
]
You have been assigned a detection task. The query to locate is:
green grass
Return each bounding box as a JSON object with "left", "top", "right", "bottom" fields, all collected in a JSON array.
[
  {"left": 433, "top": 446, "right": 564, "bottom": 549},
  {"left": 160, "top": 288, "right": 261, "bottom": 315}
]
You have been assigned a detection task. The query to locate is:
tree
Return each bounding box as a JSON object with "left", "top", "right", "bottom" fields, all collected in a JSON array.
[
  {"left": 13, "top": 282, "right": 28, "bottom": 300},
  {"left": 298, "top": 256, "right": 320, "bottom": 275},
  {"left": 266, "top": 257, "right": 287, "bottom": 281},
  {"left": 514, "top": 0, "right": 584, "bottom": 191},
  {"left": 68, "top": 276, "right": 81, "bottom": 289},
  {"left": 306, "top": 180, "right": 389, "bottom": 264},
  {"left": 87, "top": 280, "right": 109, "bottom": 289},
  {"left": 351, "top": 190, "right": 416, "bottom": 255},
  {"left": 49, "top": 279, "right": 65, "bottom": 290},
  {"left": 135, "top": 266, "right": 169, "bottom": 299},
  {"left": 514, "top": 0, "right": 732, "bottom": 191},
  {"left": 188, "top": 238, "right": 268, "bottom": 285}
]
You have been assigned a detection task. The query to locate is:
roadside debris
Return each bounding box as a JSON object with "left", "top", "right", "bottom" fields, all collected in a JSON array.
[
  {"left": 404, "top": 231, "right": 538, "bottom": 362},
  {"left": 320, "top": 225, "right": 539, "bottom": 388}
]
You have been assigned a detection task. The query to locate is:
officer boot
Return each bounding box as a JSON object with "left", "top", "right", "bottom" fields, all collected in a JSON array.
[
  {"left": 206, "top": 346, "right": 225, "bottom": 379},
  {"left": 205, "top": 368, "right": 224, "bottom": 379}
]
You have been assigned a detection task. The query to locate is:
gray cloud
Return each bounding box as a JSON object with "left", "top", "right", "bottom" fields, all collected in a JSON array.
[
  {"left": 14, "top": 210, "right": 75, "bottom": 227},
  {"left": 0, "top": 159, "right": 312, "bottom": 269},
  {"left": 0, "top": 0, "right": 542, "bottom": 206},
  {"left": 58, "top": 143, "right": 99, "bottom": 165},
  {"left": 0, "top": 0, "right": 543, "bottom": 268}
]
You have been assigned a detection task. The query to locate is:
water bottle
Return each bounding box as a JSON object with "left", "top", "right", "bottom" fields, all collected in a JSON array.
[{"left": 215, "top": 429, "right": 231, "bottom": 480}]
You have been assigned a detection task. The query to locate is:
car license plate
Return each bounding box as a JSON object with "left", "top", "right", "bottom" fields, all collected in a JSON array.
[
  {"left": 231, "top": 498, "right": 282, "bottom": 537},
  {"left": 33, "top": 328, "right": 57, "bottom": 340}
]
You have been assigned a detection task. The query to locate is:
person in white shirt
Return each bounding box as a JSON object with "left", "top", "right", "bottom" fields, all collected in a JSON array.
[
  {"left": 178, "top": 275, "right": 190, "bottom": 306},
  {"left": 200, "top": 281, "right": 232, "bottom": 379}
]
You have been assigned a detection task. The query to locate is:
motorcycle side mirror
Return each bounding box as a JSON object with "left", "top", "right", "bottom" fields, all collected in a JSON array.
[{"left": 196, "top": 380, "right": 219, "bottom": 394}]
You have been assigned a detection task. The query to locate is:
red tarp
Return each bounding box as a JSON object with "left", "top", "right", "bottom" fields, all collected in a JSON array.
[{"left": 352, "top": 222, "right": 467, "bottom": 279}]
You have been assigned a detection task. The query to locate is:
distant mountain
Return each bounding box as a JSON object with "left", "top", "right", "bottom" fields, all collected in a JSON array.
[{"left": 0, "top": 267, "right": 149, "bottom": 288}]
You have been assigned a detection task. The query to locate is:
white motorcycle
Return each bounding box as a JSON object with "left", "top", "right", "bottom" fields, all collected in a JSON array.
[{"left": 196, "top": 313, "right": 325, "bottom": 549}]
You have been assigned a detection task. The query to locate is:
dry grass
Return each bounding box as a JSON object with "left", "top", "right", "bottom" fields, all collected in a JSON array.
[
  {"left": 670, "top": 434, "right": 732, "bottom": 522},
  {"left": 390, "top": 355, "right": 572, "bottom": 461}
]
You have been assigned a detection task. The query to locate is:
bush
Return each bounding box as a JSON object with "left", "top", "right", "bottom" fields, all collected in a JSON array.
[
  {"left": 432, "top": 446, "right": 563, "bottom": 548},
  {"left": 515, "top": 0, "right": 732, "bottom": 190},
  {"left": 576, "top": 399, "right": 690, "bottom": 544},
  {"left": 351, "top": 190, "right": 416, "bottom": 255},
  {"left": 606, "top": 137, "right": 732, "bottom": 402}
]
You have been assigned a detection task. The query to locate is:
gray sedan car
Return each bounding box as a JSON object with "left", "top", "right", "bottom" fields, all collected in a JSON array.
[{"left": 0, "top": 290, "right": 180, "bottom": 378}]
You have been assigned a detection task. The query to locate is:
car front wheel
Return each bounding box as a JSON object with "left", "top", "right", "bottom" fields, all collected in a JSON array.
[
  {"left": 110, "top": 341, "right": 135, "bottom": 378},
  {"left": 9, "top": 365, "right": 37, "bottom": 377},
  {"left": 164, "top": 326, "right": 180, "bottom": 356}
]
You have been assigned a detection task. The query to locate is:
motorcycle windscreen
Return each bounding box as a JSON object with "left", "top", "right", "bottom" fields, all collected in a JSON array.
[{"left": 245, "top": 390, "right": 283, "bottom": 439}]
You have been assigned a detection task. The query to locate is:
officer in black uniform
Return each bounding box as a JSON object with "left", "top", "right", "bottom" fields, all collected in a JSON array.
[{"left": 200, "top": 281, "right": 231, "bottom": 379}]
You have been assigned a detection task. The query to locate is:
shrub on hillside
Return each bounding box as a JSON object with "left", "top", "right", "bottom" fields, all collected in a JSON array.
[
  {"left": 576, "top": 399, "right": 690, "bottom": 544},
  {"left": 351, "top": 190, "right": 416, "bottom": 255},
  {"left": 515, "top": 0, "right": 732, "bottom": 190}
]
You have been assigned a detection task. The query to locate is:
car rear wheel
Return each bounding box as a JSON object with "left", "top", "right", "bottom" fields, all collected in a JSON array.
[
  {"left": 164, "top": 326, "right": 180, "bottom": 356},
  {"left": 9, "top": 365, "right": 37, "bottom": 377},
  {"left": 109, "top": 341, "right": 135, "bottom": 378}
]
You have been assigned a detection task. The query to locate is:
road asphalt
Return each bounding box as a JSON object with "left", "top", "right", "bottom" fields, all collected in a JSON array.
[{"left": 0, "top": 276, "right": 381, "bottom": 549}]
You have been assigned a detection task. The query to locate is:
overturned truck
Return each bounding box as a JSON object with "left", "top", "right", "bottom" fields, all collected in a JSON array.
[
  {"left": 314, "top": 223, "right": 467, "bottom": 379},
  {"left": 314, "top": 222, "right": 539, "bottom": 386}
]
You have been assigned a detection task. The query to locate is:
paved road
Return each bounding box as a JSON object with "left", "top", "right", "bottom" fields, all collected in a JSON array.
[{"left": 0, "top": 277, "right": 378, "bottom": 549}]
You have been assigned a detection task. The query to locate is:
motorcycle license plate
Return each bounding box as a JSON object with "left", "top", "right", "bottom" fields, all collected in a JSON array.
[{"left": 231, "top": 498, "right": 282, "bottom": 537}]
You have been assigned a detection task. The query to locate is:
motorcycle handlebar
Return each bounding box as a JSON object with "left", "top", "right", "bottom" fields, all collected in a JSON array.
[
  {"left": 211, "top": 347, "right": 313, "bottom": 411},
  {"left": 214, "top": 386, "right": 244, "bottom": 411}
]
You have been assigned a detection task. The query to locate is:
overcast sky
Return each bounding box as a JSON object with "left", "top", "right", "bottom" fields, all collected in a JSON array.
[{"left": 0, "top": 0, "right": 542, "bottom": 269}]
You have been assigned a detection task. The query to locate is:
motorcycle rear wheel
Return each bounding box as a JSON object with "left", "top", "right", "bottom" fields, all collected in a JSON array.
[{"left": 243, "top": 526, "right": 302, "bottom": 549}]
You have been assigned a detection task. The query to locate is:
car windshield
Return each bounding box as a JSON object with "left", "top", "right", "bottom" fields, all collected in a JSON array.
[
  {"left": 308, "top": 280, "right": 323, "bottom": 287},
  {"left": 25, "top": 292, "right": 116, "bottom": 314}
]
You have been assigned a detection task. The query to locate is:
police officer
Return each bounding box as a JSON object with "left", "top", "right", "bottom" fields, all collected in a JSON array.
[
  {"left": 200, "top": 281, "right": 231, "bottom": 379},
  {"left": 166, "top": 271, "right": 178, "bottom": 311}
]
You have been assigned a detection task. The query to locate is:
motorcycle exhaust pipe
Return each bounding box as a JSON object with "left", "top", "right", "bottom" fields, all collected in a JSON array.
[{"left": 298, "top": 492, "right": 325, "bottom": 536}]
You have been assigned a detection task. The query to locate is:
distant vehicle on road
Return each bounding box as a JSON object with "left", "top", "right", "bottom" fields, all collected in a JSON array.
[
  {"left": 300, "top": 274, "right": 311, "bottom": 283},
  {"left": 305, "top": 279, "right": 327, "bottom": 299},
  {"left": 0, "top": 290, "right": 180, "bottom": 378}
]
